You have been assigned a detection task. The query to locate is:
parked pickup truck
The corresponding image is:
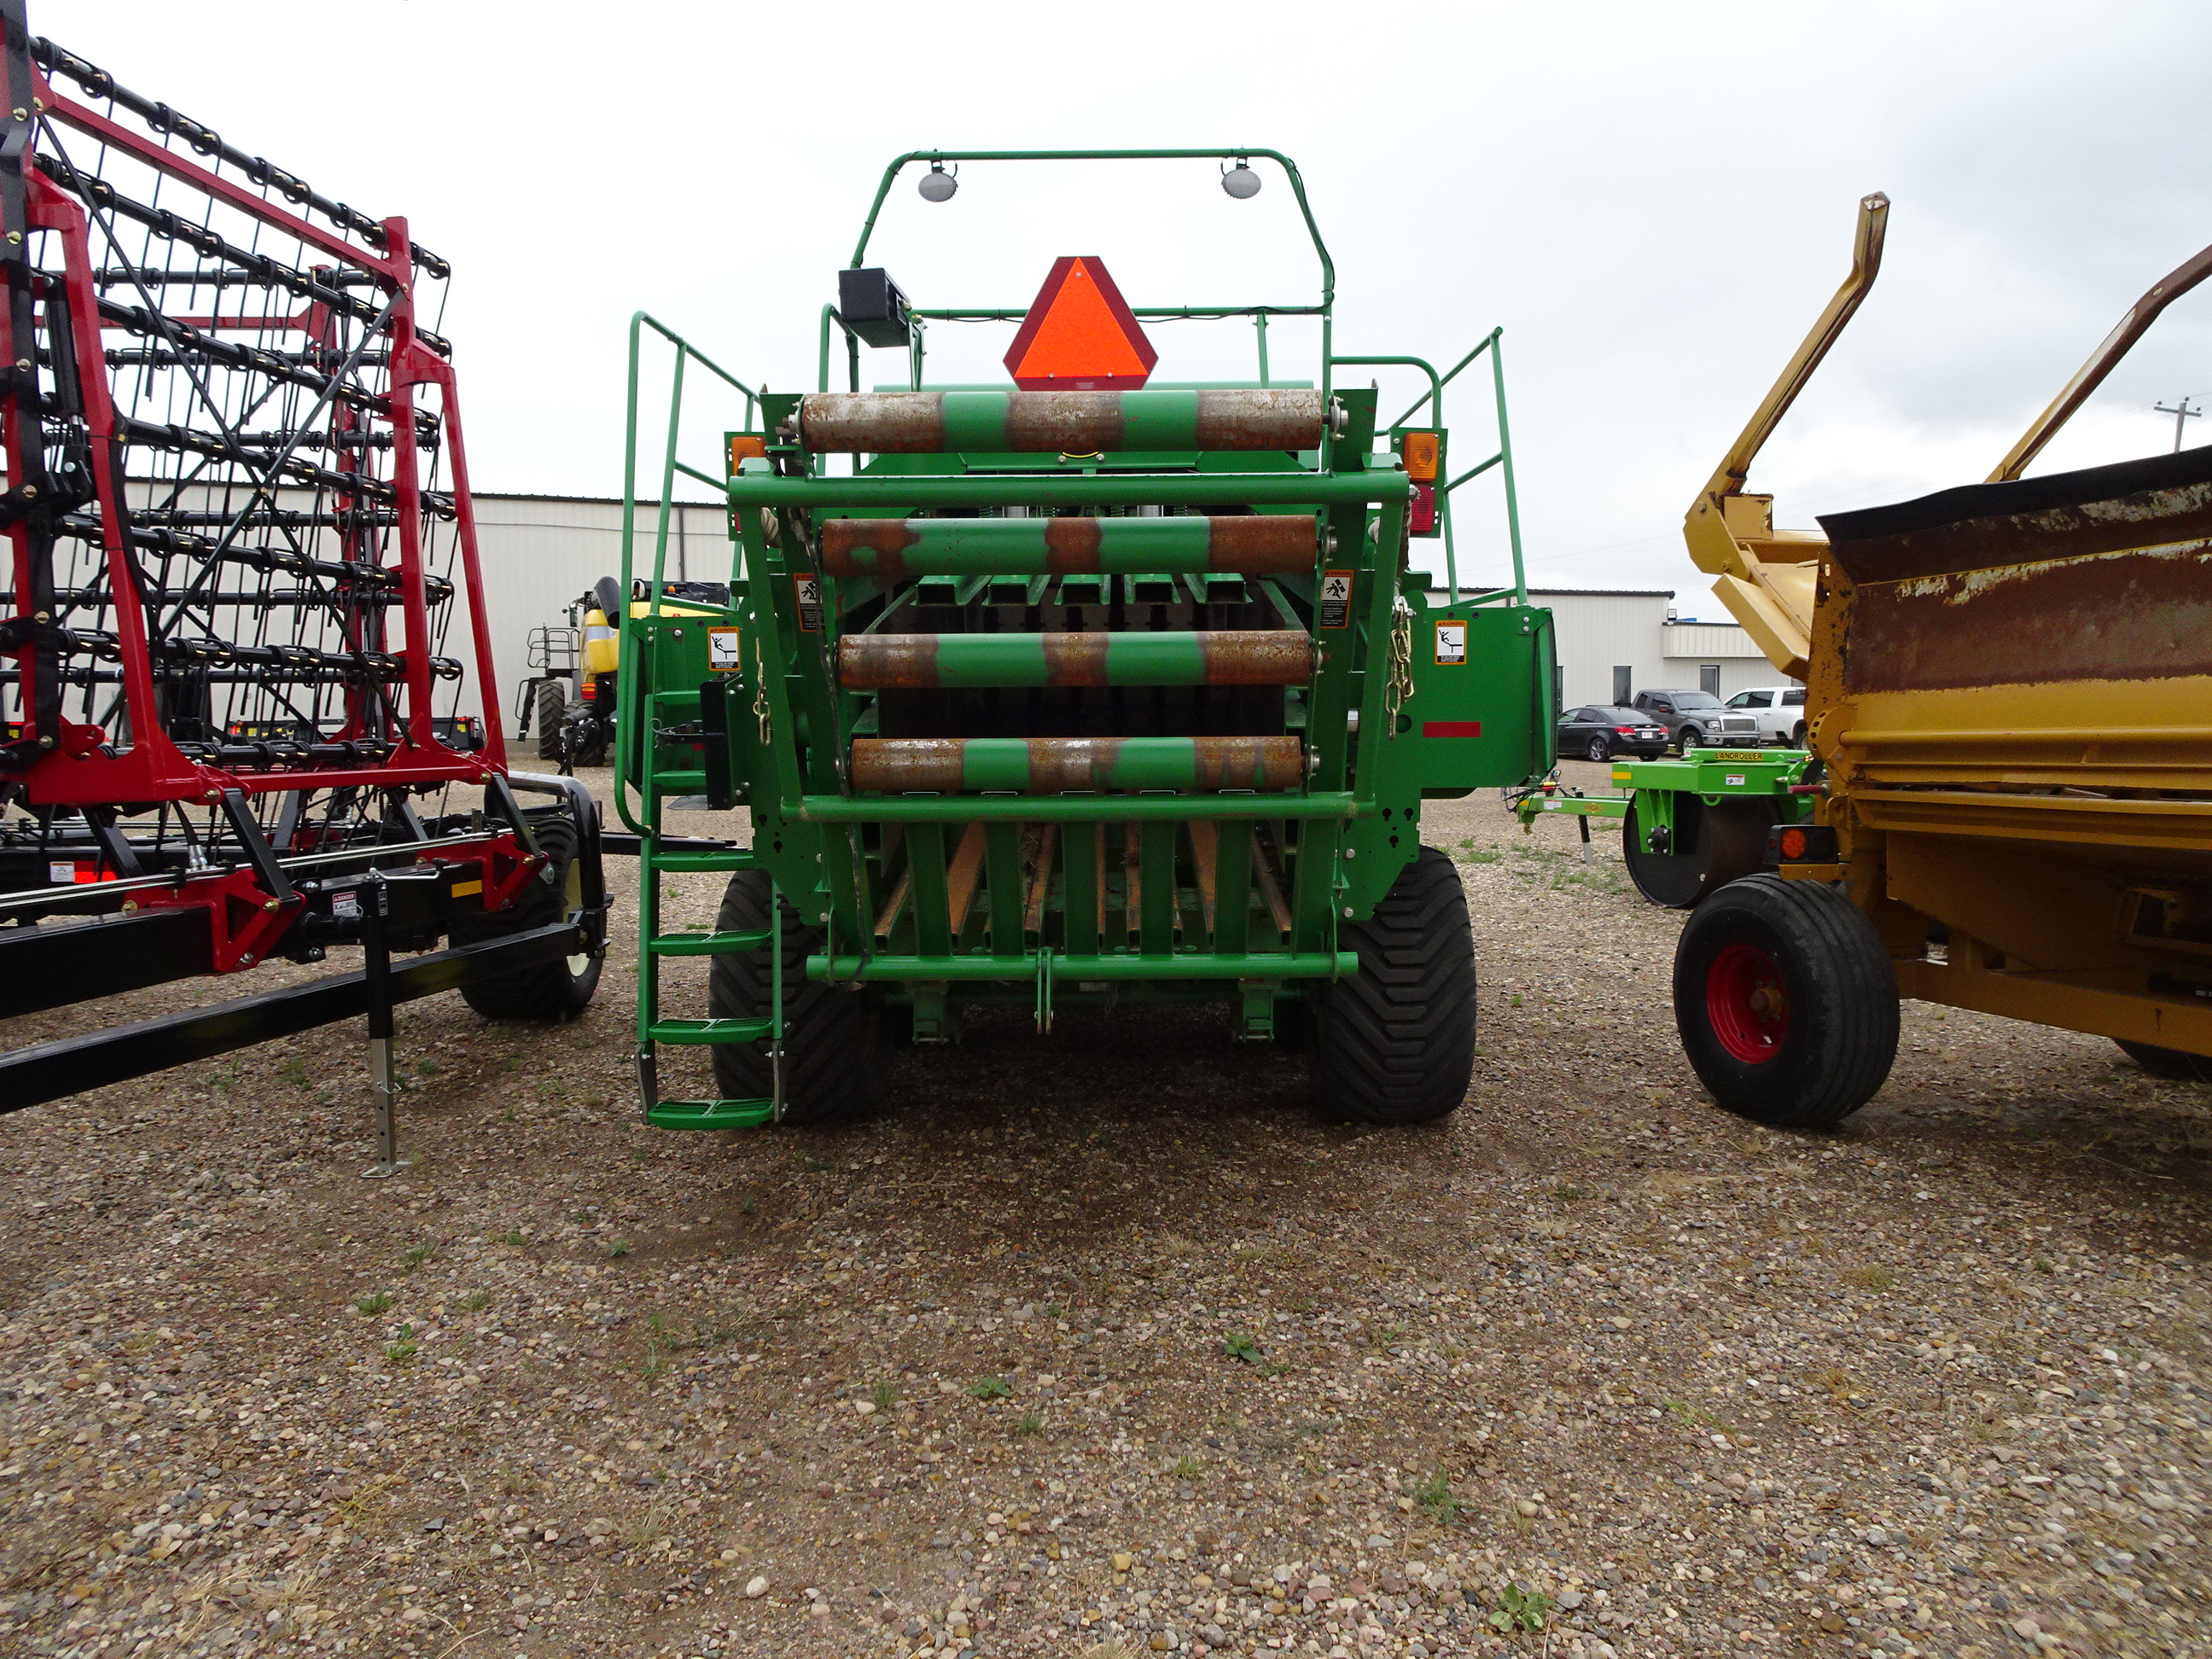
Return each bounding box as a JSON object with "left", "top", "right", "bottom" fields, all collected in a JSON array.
[
  {"left": 1723, "top": 684, "right": 1807, "bottom": 747},
  {"left": 1631, "top": 688, "right": 1763, "bottom": 752}
]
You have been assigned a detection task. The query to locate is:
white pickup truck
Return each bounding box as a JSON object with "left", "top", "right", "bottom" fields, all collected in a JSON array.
[{"left": 1723, "top": 684, "right": 1808, "bottom": 747}]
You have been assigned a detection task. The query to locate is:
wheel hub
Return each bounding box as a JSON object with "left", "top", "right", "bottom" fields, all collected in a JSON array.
[{"left": 1706, "top": 941, "right": 1789, "bottom": 1062}]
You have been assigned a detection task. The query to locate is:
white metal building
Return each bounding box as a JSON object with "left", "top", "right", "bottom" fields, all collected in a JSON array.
[
  {"left": 469, "top": 492, "right": 726, "bottom": 734},
  {"left": 1516, "top": 587, "right": 1787, "bottom": 709}
]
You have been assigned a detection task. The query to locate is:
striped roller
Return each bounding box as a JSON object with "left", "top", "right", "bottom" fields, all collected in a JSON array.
[
  {"left": 797, "top": 389, "right": 1324, "bottom": 455},
  {"left": 820, "top": 514, "right": 1318, "bottom": 582},
  {"left": 839, "top": 630, "right": 1313, "bottom": 690},
  {"left": 848, "top": 736, "right": 1305, "bottom": 794}
]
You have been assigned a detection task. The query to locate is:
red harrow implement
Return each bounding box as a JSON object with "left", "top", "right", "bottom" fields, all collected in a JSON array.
[{"left": 0, "top": 3, "right": 607, "bottom": 1146}]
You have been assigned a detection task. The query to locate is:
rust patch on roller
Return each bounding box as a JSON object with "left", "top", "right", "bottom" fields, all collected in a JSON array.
[
  {"left": 1043, "top": 518, "right": 1105, "bottom": 573},
  {"left": 850, "top": 738, "right": 963, "bottom": 791},
  {"left": 1191, "top": 736, "right": 1305, "bottom": 789},
  {"left": 1207, "top": 515, "right": 1318, "bottom": 573},
  {"left": 838, "top": 633, "right": 940, "bottom": 690},
  {"left": 1003, "top": 393, "right": 1126, "bottom": 454},
  {"left": 1843, "top": 544, "right": 2212, "bottom": 695},
  {"left": 1195, "top": 389, "right": 1324, "bottom": 451},
  {"left": 1199, "top": 631, "right": 1313, "bottom": 684},
  {"left": 799, "top": 393, "right": 946, "bottom": 453},
  {"left": 821, "top": 518, "right": 922, "bottom": 580},
  {"left": 1026, "top": 737, "right": 1126, "bottom": 793},
  {"left": 1040, "top": 632, "right": 1111, "bottom": 687}
]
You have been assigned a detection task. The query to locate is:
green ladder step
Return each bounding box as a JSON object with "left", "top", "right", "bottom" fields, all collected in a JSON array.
[
  {"left": 647, "top": 928, "right": 772, "bottom": 957},
  {"left": 648, "top": 1097, "right": 775, "bottom": 1131},
  {"left": 652, "top": 770, "right": 710, "bottom": 794},
  {"left": 649, "top": 847, "right": 758, "bottom": 872},
  {"left": 646, "top": 1016, "right": 775, "bottom": 1045}
]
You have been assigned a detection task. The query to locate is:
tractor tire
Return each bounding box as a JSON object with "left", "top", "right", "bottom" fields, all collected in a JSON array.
[
  {"left": 1622, "top": 797, "right": 1778, "bottom": 911},
  {"left": 2115, "top": 1039, "right": 2212, "bottom": 1083},
  {"left": 707, "top": 868, "right": 887, "bottom": 1124},
  {"left": 455, "top": 817, "right": 602, "bottom": 1021},
  {"left": 1310, "top": 847, "right": 1476, "bottom": 1124},
  {"left": 1674, "top": 875, "right": 1898, "bottom": 1127},
  {"left": 533, "top": 680, "right": 568, "bottom": 760}
]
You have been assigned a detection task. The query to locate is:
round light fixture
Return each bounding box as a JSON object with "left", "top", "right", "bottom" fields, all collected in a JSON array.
[
  {"left": 1220, "top": 160, "right": 1260, "bottom": 200},
  {"left": 918, "top": 162, "right": 958, "bottom": 203}
]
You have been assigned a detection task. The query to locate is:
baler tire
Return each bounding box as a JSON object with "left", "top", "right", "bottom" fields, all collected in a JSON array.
[
  {"left": 1310, "top": 847, "right": 1476, "bottom": 1125},
  {"left": 533, "top": 679, "right": 567, "bottom": 760},
  {"left": 454, "top": 817, "right": 602, "bottom": 1022},
  {"left": 1674, "top": 874, "right": 1897, "bottom": 1128},
  {"left": 2115, "top": 1039, "right": 2212, "bottom": 1083},
  {"left": 707, "top": 868, "right": 887, "bottom": 1124}
]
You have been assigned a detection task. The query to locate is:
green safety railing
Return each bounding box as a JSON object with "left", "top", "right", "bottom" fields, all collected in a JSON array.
[{"left": 1333, "top": 330, "right": 1528, "bottom": 608}]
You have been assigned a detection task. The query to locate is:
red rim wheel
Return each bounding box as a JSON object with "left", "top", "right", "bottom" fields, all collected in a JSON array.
[{"left": 1705, "top": 941, "right": 1789, "bottom": 1062}]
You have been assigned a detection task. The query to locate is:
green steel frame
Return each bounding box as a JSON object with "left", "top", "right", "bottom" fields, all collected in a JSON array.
[{"left": 614, "top": 148, "right": 1557, "bottom": 1128}]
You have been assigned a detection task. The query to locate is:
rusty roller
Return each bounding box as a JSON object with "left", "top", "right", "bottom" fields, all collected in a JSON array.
[
  {"left": 797, "top": 388, "right": 1326, "bottom": 454},
  {"left": 819, "top": 514, "right": 1318, "bottom": 581},
  {"left": 848, "top": 735, "right": 1306, "bottom": 794},
  {"left": 838, "top": 629, "right": 1314, "bottom": 690}
]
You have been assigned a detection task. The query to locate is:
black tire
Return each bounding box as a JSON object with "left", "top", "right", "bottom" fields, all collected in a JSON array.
[
  {"left": 1584, "top": 735, "right": 1611, "bottom": 763},
  {"left": 1674, "top": 875, "right": 1898, "bottom": 1127},
  {"left": 1622, "top": 797, "right": 1778, "bottom": 910},
  {"left": 707, "top": 868, "right": 887, "bottom": 1124},
  {"left": 1678, "top": 725, "right": 1703, "bottom": 754},
  {"left": 2115, "top": 1039, "right": 2212, "bottom": 1083},
  {"left": 455, "top": 817, "right": 602, "bottom": 1021},
  {"left": 1311, "top": 847, "right": 1476, "bottom": 1124},
  {"left": 533, "top": 679, "right": 567, "bottom": 760},
  {"left": 1790, "top": 721, "right": 1808, "bottom": 748}
]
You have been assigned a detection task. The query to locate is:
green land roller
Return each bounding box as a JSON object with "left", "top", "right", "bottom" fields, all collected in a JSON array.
[{"left": 612, "top": 149, "right": 1557, "bottom": 1130}]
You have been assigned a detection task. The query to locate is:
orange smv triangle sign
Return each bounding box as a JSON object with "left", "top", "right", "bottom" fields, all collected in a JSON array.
[{"left": 1003, "top": 256, "right": 1158, "bottom": 391}]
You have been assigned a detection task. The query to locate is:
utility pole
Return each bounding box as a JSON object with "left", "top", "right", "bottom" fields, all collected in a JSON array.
[{"left": 2153, "top": 395, "right": 2201, "bottom": 452}]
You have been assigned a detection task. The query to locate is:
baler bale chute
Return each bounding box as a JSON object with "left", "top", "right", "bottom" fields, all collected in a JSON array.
[{"left": 613, "top": 149, "right": 1557, "bottom": 1129}]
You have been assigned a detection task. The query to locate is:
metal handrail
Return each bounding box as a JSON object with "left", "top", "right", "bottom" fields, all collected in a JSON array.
[
  {"left": 847, "top": 148, "right": 1337, "bottom": 394},
  {"left": 1330, "top": 329, "right": 1527, "bottom": 607},
  {"left": 616, "top": 311, "right": 760, "bottom": 835}
]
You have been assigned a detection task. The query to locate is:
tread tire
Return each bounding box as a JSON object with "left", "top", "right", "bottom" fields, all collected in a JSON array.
[
  {"left": 1584, "top": 735, "right": 1611, "bottom": 763},
  {"left": 1311, "top": 847, "right": 1476, "bottom": 1124},
  {"left": 2116, "top": 1039, "right": 2212, "bottom": 1083},
  {"left": 1674, "top": 874, "right": 1898, "bottom": 1127},
  {"left": 707, "top": 868, "right": 887, "bottom": 1124},
  {"left": 454, "top": 818, "right": 602, "bottom": 1021},
  {"left": 533, "top": 679, "right": 567, "bottom": 760}
]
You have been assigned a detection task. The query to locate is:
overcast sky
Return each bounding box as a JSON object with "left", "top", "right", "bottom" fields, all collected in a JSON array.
[{"left": 50, "top": 0, "right": 2212, "bottom": 612}]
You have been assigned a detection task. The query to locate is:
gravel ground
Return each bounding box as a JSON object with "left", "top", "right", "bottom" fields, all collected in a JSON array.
[{"left": 1, "top": 756, "right": 2207, "bottom": 1659}]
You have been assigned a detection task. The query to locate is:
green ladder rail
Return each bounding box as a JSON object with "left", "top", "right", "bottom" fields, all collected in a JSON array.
[{"left": 633, "top": 833, "right": 785, "bottom": 1132}]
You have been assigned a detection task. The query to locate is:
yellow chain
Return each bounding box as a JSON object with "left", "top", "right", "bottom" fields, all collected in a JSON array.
[{"left": 1383, "top": 597, "right": 1416, "bottom": 736}]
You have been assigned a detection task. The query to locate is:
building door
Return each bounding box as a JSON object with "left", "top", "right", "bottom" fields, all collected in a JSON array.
[
  {"left": 1611, "top": 666, "right": 1633, "bottom": 705},
  {"left": 1699, "top": 664, "right": 1721, "bottom": 696}
]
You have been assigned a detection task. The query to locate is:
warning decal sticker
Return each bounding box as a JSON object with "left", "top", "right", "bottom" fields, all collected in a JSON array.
[{"left": 1319, "top": 569, "right": 1354, "bottom": 629}]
